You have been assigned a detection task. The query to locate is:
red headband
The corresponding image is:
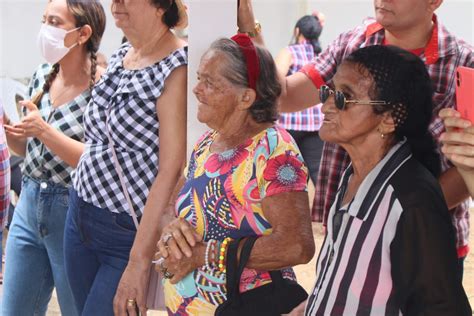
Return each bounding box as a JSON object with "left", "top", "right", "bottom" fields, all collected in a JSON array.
[{"left": 231, "top": 34, "right": 260, "bottom": 93}]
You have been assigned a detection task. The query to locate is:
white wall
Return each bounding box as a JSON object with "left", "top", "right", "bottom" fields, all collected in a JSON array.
[{"left": 3, "top": 0, "right": 471, "bottom": 79}]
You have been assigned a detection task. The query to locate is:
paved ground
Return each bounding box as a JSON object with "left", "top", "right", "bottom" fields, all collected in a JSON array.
[{"left": 1, "top": 213, "right": 473, "bottom": 315}]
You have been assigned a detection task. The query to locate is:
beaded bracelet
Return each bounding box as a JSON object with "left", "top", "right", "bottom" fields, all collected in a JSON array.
[
  {"left": 209, "top": 239, "right": 217, "bottom": 267},
  {"left": 218, "top": 237, "right": 231, "bottom": 273},
  {"left": 204, "top": 239, "right": 213, "bottom": 271}
]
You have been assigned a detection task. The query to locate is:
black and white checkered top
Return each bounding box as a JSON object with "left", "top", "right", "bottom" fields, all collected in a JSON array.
[
  {"left": 73, "top": 43, "right": 188, "bottom": 216},
  {"left": 23, "top": 63, "right": 89, "bottom": 187}
]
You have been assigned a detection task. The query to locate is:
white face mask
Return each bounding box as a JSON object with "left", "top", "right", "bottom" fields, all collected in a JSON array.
[{"left": 37, "top": 24, "right": 81, "bottom": 64}]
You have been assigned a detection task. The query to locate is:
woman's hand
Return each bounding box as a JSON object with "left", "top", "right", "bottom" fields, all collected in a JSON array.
[
  {"left": 154, "top": 242, "right": 205, "bottom": 284},
  {"left": 439, "top": 108, "right": 474, "bottom": 171},
  {"left": 113, "top": 259, "right": 150, "bottom": 316},
  {"left": 157, "top": 218, "right": 202, "bottom": 260},
  {"left": 5, "top": 100, "right": 50, "bottom": 139}
]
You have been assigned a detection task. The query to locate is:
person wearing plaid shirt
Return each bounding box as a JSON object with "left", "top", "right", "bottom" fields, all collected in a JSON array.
[
  {"left": 276, "top": 15, "right": 324, "bottom": 184},
  {"left": 0, "top": 101, "right": 11, "bottom": 285},
  {"left": 238, "top": 0, "right": 473, "bottom": 283}
]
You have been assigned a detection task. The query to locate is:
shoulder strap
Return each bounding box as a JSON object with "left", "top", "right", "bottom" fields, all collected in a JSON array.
[{"left": 105, "top": 107, "right": 140, "bottom": 229}]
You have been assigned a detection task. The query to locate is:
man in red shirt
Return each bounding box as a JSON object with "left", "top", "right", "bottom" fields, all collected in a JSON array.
[{"left": 238, "top": 0, "right": 473, "bottom": 279}]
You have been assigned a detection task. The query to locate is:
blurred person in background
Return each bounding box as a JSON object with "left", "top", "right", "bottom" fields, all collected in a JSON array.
[
  {"left": 276, "top": 14, "right": 324, "bottom": 186},
  {"left": 0, "top": 99, "right": 11, "bottom": 285}
]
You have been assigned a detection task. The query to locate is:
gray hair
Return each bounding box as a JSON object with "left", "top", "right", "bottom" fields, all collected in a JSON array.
[{"left": 207, "top": 38, "right": 281, "bottom": 123}]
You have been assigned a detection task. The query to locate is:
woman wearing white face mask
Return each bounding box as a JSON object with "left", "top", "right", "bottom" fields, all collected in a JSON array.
[{"left": 2, "top": 0, "right": 106, "bottom": 315}]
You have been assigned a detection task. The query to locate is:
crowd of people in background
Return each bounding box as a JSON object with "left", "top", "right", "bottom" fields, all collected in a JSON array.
[{"left": 0, "top": 0, "right": 472, "bottom": 315}]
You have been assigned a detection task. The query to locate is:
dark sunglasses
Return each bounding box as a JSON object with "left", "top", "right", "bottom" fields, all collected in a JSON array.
[{"left": 319, "top": 85, "right": 389, "bottom": 110}]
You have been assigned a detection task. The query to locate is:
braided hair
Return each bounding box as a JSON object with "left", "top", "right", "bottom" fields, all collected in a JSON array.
[
  {"left": 33, "top": 0, "right": 106, "bottom": 104},
  {"left": 344, "top": 45, "right": 441, "bottom": 177}
]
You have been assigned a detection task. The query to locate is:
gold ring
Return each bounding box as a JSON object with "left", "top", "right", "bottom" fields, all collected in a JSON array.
[{"left": 126, "top": 299, "right": 136, "bottom": 307}]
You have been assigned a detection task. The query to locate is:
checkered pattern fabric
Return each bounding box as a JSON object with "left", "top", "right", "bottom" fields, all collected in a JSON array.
[
  {"left": 22, "top": 64, "right": 89, "bottom": 187},
  {"left": 278, "top": 43, "right": 323, "bottom": 131},
  {"left": 307, "top": 16, "right": 473, "bottom": 254},
  {"left": 0, "top": 103, "right": 11, "bottom": 229},
  {"left": 73, "top": 43, "right": 188, "bottom": 216}
]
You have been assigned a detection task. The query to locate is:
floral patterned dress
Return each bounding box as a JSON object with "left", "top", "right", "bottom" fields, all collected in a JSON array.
[{"left": 164, "top": 126, "right": 308, "bottom": 315}]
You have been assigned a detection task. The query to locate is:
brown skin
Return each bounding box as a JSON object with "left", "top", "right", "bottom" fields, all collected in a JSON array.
[
  {"left": 287, "top": 61, "right": 397, "bottom": 316},
  {"left": 4, "top": 0, "right": 102, "bottom": 164},
  {"left": 440, "top": 108, "right": 474, "bottom": 197},
  {"left": 110, "top": 1, "right": 188, "bottom": 315},
  {"left": 319, "top": 62, "right": 396, "bottom": 205},
  {"left": 155, "top": 51, "right": 315, "bottom": 285},
  {"left": 237, "top": 0, "right": 468, "bottom": 212}
]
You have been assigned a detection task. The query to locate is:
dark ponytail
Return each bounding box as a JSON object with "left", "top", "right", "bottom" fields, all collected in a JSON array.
[{"left": 294, "top": 15, "right": 323, "bottom": 55}]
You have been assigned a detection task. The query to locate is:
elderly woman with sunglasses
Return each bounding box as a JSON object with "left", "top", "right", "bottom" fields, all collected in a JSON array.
[
  {"left": 295, "top": 45, "right": 471, "bottom": 316},
  {"left": 152, "top": 35, "right": 315, "bottom": 315}
]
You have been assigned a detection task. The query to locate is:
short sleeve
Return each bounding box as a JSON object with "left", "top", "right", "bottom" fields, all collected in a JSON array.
[
  {"left": 299, "top": 29, "right": 355, "bottom": 89},
  {"left": 256, "top": 128, "right": 308, "bottom": 199}
]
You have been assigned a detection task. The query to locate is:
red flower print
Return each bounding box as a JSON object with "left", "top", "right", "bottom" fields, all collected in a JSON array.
[
  {"left": 263, "top": 151, "right": 306, "bottom": 193},
  {"left": 205, "top": 140, "right": 252, "bottom": 175}
]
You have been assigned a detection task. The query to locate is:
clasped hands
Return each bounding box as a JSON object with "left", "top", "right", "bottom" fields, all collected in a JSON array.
[{"left": 154, "top": 218, "right": 204, "bottom": 284}]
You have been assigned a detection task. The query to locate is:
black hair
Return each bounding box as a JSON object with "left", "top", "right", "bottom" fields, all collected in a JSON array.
[
  {"left": 294, "top": 15, "right": 323, "bottom": 55},
  {"left": 345, "top": 45, "right": 441, "bottom": 177},
  {"left": 151, "top": 0, "right": 180, "bottom": 28}
]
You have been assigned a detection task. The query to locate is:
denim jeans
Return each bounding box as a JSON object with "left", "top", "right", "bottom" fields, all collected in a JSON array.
[
  {"left": 1, "top": 176, "right": 77, "bottom": 316},
  {"left": 64, "top": 188, "right": 137, "bottom": 316}
]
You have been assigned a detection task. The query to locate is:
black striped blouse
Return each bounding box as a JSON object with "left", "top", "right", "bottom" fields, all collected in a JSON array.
[{"left": 305, "top": 141, "right": 471, "bottom": 316}]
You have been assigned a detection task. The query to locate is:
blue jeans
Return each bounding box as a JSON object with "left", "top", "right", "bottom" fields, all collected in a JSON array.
[
  {"left": 64, "top": 188, "right": 137, "bottom": 316},
  {"left": 2, "top": 176, "right": 77, "bottom": 316}
]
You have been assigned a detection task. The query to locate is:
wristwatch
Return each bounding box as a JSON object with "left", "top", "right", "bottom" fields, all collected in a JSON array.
[{"left": 239, "top": 21, "right": 262, "bottom": 38}]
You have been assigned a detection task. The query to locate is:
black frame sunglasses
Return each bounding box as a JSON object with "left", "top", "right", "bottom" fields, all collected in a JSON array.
[{"left": 319, "top": 85, "right": 389, "bottom": 110}]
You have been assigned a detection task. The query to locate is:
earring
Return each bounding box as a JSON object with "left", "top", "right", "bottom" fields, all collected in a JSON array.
[{"left": 377, "top": 128, "right": 385, "bottom": 139}]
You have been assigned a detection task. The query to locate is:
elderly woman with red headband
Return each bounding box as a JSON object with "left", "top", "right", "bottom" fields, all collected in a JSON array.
[{"left": 152, "top": 35, "right": 315, "bottom": 315}]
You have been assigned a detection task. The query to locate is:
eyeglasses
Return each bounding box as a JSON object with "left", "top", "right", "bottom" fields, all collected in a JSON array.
[{"left": 319, "top": 85, "right": 389, "bottom": 111}]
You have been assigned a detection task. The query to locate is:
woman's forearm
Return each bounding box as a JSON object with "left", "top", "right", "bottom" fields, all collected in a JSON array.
[{"left": 38, "top": 125, "right": 84, "bottom": 167}]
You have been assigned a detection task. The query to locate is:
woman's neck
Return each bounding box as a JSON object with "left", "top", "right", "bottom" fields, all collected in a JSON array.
[
  {"left": 343, "top": 137, "right": 391, "bottom": 181},
  {"left": 213, "top": 117, "right": 271, "bottom": 152},
  {"left": 58, "top": 48, "right": 91, "bottom": 86},
  {"left": 127, "top": 27, "right": 171, "bottom": 57}
]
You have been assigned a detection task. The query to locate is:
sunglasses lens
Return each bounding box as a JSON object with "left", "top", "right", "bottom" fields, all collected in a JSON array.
[
  {"left": 335, "top": 91, "right": 346, "bottom": 110},
  {"left": 320, "top": 86, "right": 329, "bottom": 103}
]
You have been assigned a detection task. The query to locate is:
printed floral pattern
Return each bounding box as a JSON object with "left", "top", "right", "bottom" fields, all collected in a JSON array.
[{"left": 164, "top": 127, "right": 308, "bottom": 315}]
